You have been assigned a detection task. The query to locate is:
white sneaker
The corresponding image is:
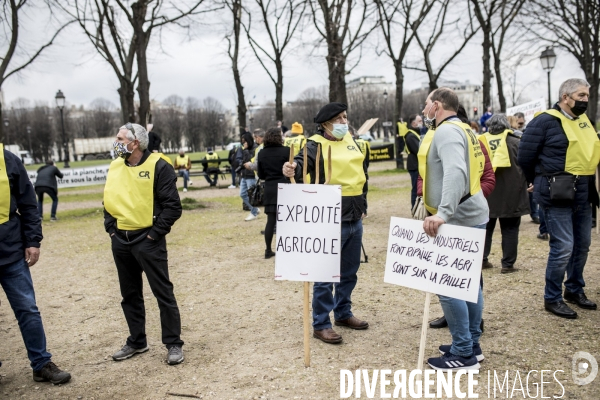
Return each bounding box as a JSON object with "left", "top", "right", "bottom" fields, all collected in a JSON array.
[
  {"left": 245, "top": 213, "right": 257, "bottom": 221},
  {"left": 183, "top": 188, "right": 188, "bottom": 192},
  {"left": 228, "top": 185, "right": 236, "bottom": 189}
]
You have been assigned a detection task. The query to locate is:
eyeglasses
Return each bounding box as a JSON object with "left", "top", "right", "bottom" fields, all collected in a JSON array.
[{"left": 125, "top": 122, "right": 137, "bottom": 139}]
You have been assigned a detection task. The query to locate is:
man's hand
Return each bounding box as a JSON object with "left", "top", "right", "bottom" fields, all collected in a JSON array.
[
  {"left": 527, "top": 183, "right": 534, "bottom": 193},
  {"left": 25, "top": 247, "right": 40, "bottom": 267},
  {"left": 282, "top": 162, "right": 296, "bottom": 178},
  {"left": 423, "top": 215, "right": 445, "bottom": 237}
]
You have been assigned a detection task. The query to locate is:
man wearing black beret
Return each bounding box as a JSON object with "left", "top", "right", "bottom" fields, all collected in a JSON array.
[{"left": 282, "top": 102, "right": 369, "bottom": 344}]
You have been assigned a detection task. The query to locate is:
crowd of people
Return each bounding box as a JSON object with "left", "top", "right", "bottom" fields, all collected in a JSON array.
[{"left": 0, "top": 78, "right": 598, "bottom": 386}]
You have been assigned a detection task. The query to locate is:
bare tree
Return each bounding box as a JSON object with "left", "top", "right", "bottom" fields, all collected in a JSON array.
[
  {"left": 0, "top": 0, "right": 72, "bottom": 141},
  {"left": 309, "top": 0, "right": 376, "bottom": 104},
  {"left": 524, "top": 0, "right": 600, "bottom": 123},
  {"left": 375, "top": 0, "right": 435, "bottom": 122},
  {"left": 243, "top": 0, "right": 305, "bottom": 122},
  {"left": 224, "top": 0, "right": 247, "bottom": 132},
  {"left": 469, "top": 0, "right": 526, "bottom": 112},
  {"left": 408, "top": 0, "right": 479, "bottom": 93}
]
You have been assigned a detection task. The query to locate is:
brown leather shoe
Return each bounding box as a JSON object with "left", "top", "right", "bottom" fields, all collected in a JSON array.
[
  {"left": 334, "top": 316, "right": 369, "bottom": 330},
  {"left": 313, "top": 328, "right": 343, "bottom": 344}
]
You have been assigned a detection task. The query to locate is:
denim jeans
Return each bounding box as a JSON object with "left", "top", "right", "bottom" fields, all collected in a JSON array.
[
  {"left": 178, "top": 169, "right": 189, "bottom": 189},
  {"left": 438, "top": 223, "right": 485, "bottom": 357},
  {"left": 0, "top": 258, "right": 52, "bottom": 371},
  {"left": 529, "top": 192, "right": 539, "bottom": 219},
  {"left": 35, "top": 187, "right": 58, "bottom": 219},
  {"left": 408, "top": 170, "right": 418, "bottom": 208},
  {"left": 240, "top": 177, "right": 258, "bottom": 216},
  {"left": 312, "top": 219, "right": 363, "bottom": 330},
  {"left": 543, "top": 203, "right": 592, "bottom": 302}
]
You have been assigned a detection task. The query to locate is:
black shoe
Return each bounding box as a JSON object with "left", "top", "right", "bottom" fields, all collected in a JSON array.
[
  {"left": 32, "top": 361, "right": 71, "bottom": 384},
  {"left": 429, "top": 316, "right": 448, "bottom": 329},
  {"left": 531, "top": 217, "right": 540, "bottom": 224},
  {"left": 564, "top": 291, "right": 597, "bottom": 310},
  {"left": 265, "top": 250, "right": 275, "bottom": 259},
  {"left": 537, "top": 233, "right": 549, "bottom": 240},
  {"left": 545, "top": 300, "right": 578, "bottom": 319}
]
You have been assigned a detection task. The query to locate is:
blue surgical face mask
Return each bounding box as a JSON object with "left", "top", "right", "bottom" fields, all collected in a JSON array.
[{"left": 330, "top": 123, "right": 348, "bottom": 139}]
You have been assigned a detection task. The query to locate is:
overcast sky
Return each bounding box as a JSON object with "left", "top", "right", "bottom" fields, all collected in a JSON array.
[{"left": 2, "top": 4, "right": 587, "bottom": 114}]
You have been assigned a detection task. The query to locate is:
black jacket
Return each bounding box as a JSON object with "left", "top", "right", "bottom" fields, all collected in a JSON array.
[
  {"left": 104, "top": 150, "right": 182, "bottom": 243},
  {"left": 405, "top": 129, "right": 420, "bottom": 171},
  {"left": 292, "top": 133, "right": 368, "bottom": 222},
  {"left": 257, "top": 144, "right": 290, "bottom": 206},
  {"left": 35, "top": 164, "right": 63, "bottom": 191},
  {"left": 148, "top": 131, "right": 162, "bottom": 152},
  {"left": 0, "top": 149, "right": 42, "bottom": 266},
  {"left": 518, "top": 103, "right": 599, "bottom": 207}
]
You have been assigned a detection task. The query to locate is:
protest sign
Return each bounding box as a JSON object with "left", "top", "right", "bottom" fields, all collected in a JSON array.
[
  {"left": 506, "top": 98, "right": 546, "bottom": 125},
  {"left": 28, "top": 165, "right": 110, "bottom": 188},
  {"left": 275, "top": 183, "right": 342, "bottom": 282},
  {"left": 384, "top": 217, "right": 485, "bottom": 303}
]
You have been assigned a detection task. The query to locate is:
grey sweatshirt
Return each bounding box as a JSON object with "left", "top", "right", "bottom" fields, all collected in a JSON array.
[{"left": 424, "top": 117, "right": 489, "bottom": 227}]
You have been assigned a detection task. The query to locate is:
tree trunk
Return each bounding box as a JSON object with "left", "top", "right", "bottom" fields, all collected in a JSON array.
[
  {"left": 493, "top": 55, "right": 507, "bottom": 112},
  {"left": 394, "top": 60, "right": 404, "bottom": 121},
  {"left": 482, "top": 28, "right": 491, "bottom": 110},
  {"left": 132, "top": 2, "right": 150, "bottom": 127}
]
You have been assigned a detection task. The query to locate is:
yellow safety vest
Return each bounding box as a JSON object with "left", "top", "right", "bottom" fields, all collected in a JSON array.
[
  {"left": 404, "top": 129, "right": 421, "bottom": 155},
  {"left": 309, "top": 133, "right": 366, "bottom": 196},
  {"left": 205, "top": 152, "right": 219, "bottom": 168},
  {"left": 104, "top": 153, "right": 170, "bottom": 230},
  {"left": 175, "top": 154, "right": 190, "bottom": 168},
  {"left": 543, "top": 109, "right": 600, "bottom": 175},
  {"left": 417, "top": 121, "right": 484, "bottom": 215},
  {"left": 0, "top": 144, "right": 10, "bottom": 224},
  {"left": 355, "top": 138, "right": 371, "bottom": 156},
  {"left": 481, "top": 129, "right": 512, "bottom": 171},
  {"left": 284, "top": 135, "right": 307, "bottom": 156}
]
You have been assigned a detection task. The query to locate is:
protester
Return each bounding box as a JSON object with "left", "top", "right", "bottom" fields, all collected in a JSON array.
[
  {"left": 284, "top": 122, "right": 306, "bottom": 156},
  {"left": 480, "top": 114, "right": 529, "bottom": 274},
  {"left": 34, "top": 160, "right": 63, "bottom": 221},
  {"left": 283, "top": 102, "right": 369, "bottom": 345},
  {"left": 237, "top": 132, "right": 260, "bottom": 220},
  {"left": 418, "top": 88, "right": 488, "bottom": 370},
  {"left": 257, "top": 127, "right": 290, "bottom": 259},
  {"left": 104, "top": 123, "right": 185, "bottom": 365},
  {"left": 174, "top": 149, "right": 192, "bottom": 192},
  {"left": 0, "top": 144, "right": 71, "bottom": 384},
  {"left": 479, "top": 106, "right": 493, "bottom": 132},
  {"left": 405, "top": 115, "right": 422, "bottom": 208},
  {"left": 518, "top": 78, "right": 600, "bottom": 319},
  {"left": 202, "top": 147, "right": 220, "bottom": 187},
  {"left": 147, "top": 124, "right": 162, "bottom": 153}
]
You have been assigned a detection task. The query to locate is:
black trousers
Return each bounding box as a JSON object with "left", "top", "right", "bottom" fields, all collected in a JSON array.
[
  {"left": 111, "top": 235, "right": 183, "bottom": 349},
  {"left": 483, "top": 217, "right": 521, "bottom": 268}
]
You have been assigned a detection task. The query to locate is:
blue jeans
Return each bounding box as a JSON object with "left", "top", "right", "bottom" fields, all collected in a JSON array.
[
  {"left": 438, "top": 223, "right": 485, "bottom": 357},
  {"left": 543, "top": 203, "right": 592, "bottom": 302},
  {"left": 408, "top": 170, "right": 418, "bottom": 208},
  {"left": 0, "top": 258, "right": 52, "bottom": 371},
  {"left": 240, "top": 177, "right": 258, "bottom": 216},
  {"left": 178, "top": 169, "right": 189, "bottom": 189},
  {"left": 312, "top": 219, "right": 363, "bottom": 330}
]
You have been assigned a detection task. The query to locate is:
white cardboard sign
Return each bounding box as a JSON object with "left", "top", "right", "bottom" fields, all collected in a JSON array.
[
  {"left": 384, "top": 217, "right": 485, "bottom": 303},
  {"left": 275, "top": 184, "right": 342, "bottom": 282}
]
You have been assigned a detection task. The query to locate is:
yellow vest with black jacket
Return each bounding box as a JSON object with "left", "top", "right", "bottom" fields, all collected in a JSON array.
[
  {"left": 104, "top": 151, "right": 180, "bottom": 242},
  {"left": 293, "top": 132, "right": 367, "bottom": 221}
]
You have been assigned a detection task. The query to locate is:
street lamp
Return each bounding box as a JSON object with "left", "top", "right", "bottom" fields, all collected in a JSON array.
[
  {"left": 383, "top": 89, "right": 389, "bottom": 142},
  {"left": 540, "top": 47, "right": 557, "bottom": 109},
  {"left": 55, "top": 90, "right": 70, "bottom": 168}
]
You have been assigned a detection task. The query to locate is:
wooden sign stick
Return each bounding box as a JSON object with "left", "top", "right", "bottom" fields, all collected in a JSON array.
[
  {"left": 416, "top": 292, "right": 432, "bottom": 371},
  {"left": 288, "top": 145, "right": 296, "bottom": 184}
]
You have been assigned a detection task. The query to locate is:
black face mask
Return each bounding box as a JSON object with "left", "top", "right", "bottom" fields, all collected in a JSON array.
[{"left": 570, "top": 99, "right": 588, "bottom": 116}]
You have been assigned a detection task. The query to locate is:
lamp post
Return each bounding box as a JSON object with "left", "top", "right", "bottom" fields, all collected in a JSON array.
[
  {"left": 540, "top": 47, "right": 557, "bottom": 109},
  {"left": 383, "top": 90, "right": 389, "bottom": 142},
  {"left": 55, "top": 90, "right": 69, "bottom": 168}
]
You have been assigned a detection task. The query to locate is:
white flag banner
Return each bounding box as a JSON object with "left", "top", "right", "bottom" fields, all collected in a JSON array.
[
  {"left": 275, "top": 184, "right": 342, "bottom": 282},
  {"left": 384, "top": 217, "right": 485, "bottom": 303}
]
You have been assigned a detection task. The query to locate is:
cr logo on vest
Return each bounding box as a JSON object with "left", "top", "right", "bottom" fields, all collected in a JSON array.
[{"left": 138, "top": 171, "right": 150, "bottom": 179}]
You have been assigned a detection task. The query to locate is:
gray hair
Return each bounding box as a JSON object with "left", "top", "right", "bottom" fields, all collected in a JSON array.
[
  {"left": 120, "top": 123, "right": 149, "bottom": 150},
  {"left": 559, "top": 78, "right": 590, "bottom": 98},
  {"left": 486, "top": 114, "right": 511, "bottom": 134}
]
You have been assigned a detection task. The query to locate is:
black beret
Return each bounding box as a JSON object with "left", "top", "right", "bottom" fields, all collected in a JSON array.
[{"left": 314, "top": 102, "right": 347, "bottom": 123}]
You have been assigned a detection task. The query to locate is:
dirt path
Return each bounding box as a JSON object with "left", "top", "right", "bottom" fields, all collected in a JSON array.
[{"left": 1, "top": 163, "right": 599, "bottom": 399}]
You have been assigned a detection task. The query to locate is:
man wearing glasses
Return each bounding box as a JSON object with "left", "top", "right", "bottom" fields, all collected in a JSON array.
[{"left": 103, "top": 123, "right": 185, "bottom": 365}]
